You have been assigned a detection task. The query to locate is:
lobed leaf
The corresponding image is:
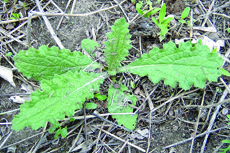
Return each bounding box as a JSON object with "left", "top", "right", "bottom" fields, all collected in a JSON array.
[
  {"left": 104, "top": 18, "right": 132, "bottom": 75},
  {"left": 107, "top": 84, "right": 137, "bottom": 130},
  {"left": 118, "top": 41, "right": 223, "bottom": 90},
  {"left": 81, "top": 39, "right": 99, "bottom": 54},
  {"left": 14, "top": 45, "right": 100, "bottom": 81},
  {"left": 11, "top": 71, "right": 105, "bottom": 131}
]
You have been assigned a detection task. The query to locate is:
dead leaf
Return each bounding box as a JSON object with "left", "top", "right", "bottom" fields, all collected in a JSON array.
[
  {"left": 9, "top": 96, "right": 31, "bottom": 104},
  {"left": 130, "top": 129, "right": 149, "bottom": 140},
  {"left": 0, "top": 66, "right": 15, "bottom": 87}
]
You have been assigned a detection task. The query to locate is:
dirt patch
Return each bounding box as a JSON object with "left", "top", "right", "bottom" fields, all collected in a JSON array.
[{"left": 1, "top": 0, "right": 230, "bottom": 152}]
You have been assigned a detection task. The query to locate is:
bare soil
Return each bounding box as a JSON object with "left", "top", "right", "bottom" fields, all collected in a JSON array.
[{"left": 0, "top": 0, "right": 230, "bottom": 153}]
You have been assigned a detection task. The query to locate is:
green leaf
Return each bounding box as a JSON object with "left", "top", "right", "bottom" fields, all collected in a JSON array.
[
  {"left": 94, "top": 93, "right": 107, "bottom": 100},
  {"left": 223, "top": 140, "right": 230, "bottom": 144},
  {"left": 11, "top": 71, "right": 105, "bottom": 131},
  {"left": 181, "top": 7, "right": 190, "bottom": 20},
  {"left": 151, "top": 7, "right": 161, "bottom": 15},
  {"left": 162, "top": 17, "right": 174, "bottom": 25},
  {"left": 11, "top": 13, "right": 20, "bottom": 19},
  {"left": 160, "top": 25, "right": 169, "bottom": 36},
  {"left": 159, "top": 3, "right": 166, "bottom": 23},
  {"left": 54, "top": 127, "right": 67, "bottom": 139},
  {"left": 227, "top": 28, "right": 230, "bottom": 33},
  {"left": 104, "top": 18, "right": 132, "bottom": 75},
  {"left": 143, "top": 10, "right": 151, "bottom": 18},
  {"left": 146, "top": 0, "right": 152, "bottom": 6},
  {"left": 136, "top": 1, "right": 143, "bottom": 15},
  {"left": 86, "top": 103, "right": 97, "bottom": 109},
  {"left": 179, "top": 20, "right": 186, "bottom": 24},
  {"left": 107, "top": 84, "right": 137, "bottom": 130},
  {"left": 14, "top": 45, "right": 100, "bottom": 81},
  {"left": 152, "top": 17, "right": 159, "bottom": 26},
  {"left": 81, "top": 39, "right": 99, "bottom": 54},
  {"left": 49, "top": 119, "right": 61, "bottom": 133},
  {"left": 70, "top": 117, "right": 75, "bottom": 122},
  {"left": 220, "top": 68, "right": 230, "bottom": 76},
  {"left": 5, "top": 52, "right": 12, "bottom": 57},
  {"left": 130, "top": 80, "right": 135, "bottom": 88},
  {"left": 118, "top": 41, "right": 223, "bottom": 90}
]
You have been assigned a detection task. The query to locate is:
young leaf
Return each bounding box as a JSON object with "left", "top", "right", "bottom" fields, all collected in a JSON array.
[
  {"left": 54, "top": 127, "right": 67, "bottom": 139},
  {"left": 86, "top": 103, "right": 97, "bottom": 109},
  {"left": 94, "top": 93, "right": 107, "bottom": 100},
  {"left": 159, "top": 3, "right": 166, "bottom": 23},
  {"left": 5, "top": 52, "right": 12, "bottom": 56},
  {"left": 160, "top": 25, "right": 169, "bottom": 36},
  {"left": 220, "top": 68, "right": 230, "bottom": 76},
  {"left": 151, "top": 7, "right": 161, "bottom": 15},
  {"left": 162, "top": 16, "right": 174, "bottom": 25},
  {"left": 107, "top": 84, "right": 137, "bottom": 130},
  {"left": 181, "top": 7, "right": 190, "bottom": 20},
  {"left": 14, "top": 45, "right": 100, "bottom": 81},
  {"left": 152, "top": 17, "right": 159, "bottom": 26},
  {"left": 81, "top": 39, "right": 99, "bottom": 54},
  {"left": 10, "top": 13, "right": 20, "bottom": 20},
  {"left": 118, "top": 41, "right": 223, "bottom": 90},
  {"left": 136, "top": 1, "right": 144, "bottom": 15},
  {"left": 11, "top": 71, "right": 105, "bottom": 131},
  {"left": 104, "top": 18, "right": 132, "bottom": 75}
]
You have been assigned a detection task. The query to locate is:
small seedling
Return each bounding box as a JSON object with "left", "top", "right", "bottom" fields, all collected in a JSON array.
[
  {"left": 10, "top": 13, "right": 20, "bottom": 20},
  {"left": 219, "top": 115, "right": 230, "bottom": 153},
  {"left": 227, "top": 28, "right": 230, "bottom": 33},
  {"left": 136, "top": 0, "right": 160, "bottom": 18},
  {"left": 85, "top": 103, "right": 98, "bottom": 109},
  {"left": 5, "top": 52, "right": 13, "bottom": 57},
  {"left": 152, "top": 3, "right": 174, "bottom": 41},
  {"left": 94, "top": 93, "right": 107, "bottom": 101},
  {"left": 179, "top": 7, "right": 190, "bottom": 24}
]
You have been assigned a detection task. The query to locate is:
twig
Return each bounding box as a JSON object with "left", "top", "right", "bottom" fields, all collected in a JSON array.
[
  {"left": 70, "top": 0, "right": 77, "bottom": 14},
  {"left": 98, "top": 128, "right": 146, "bottom": 152},
  {"left": 133, "top": 84, "right": 159, "bottom": 115},
  {"left": 190, "top": 90, "right": 206, "bottom": 153},
  {"left": 118, "top": 139, "right": 129, "bottom": 153},
  {"left": 56, "top": 0, "right": 72, "bottom": 30},
  {"left": 201, "top": 0, "right": 215, "bottom": 27},
  {"left": 86, "top": 109, "right": 133, "bottom": 132},
  {"left": 31, "top": 132, "right": 48, "bottom": 153},
  {"left": 84, "top": 105, "right": 88, "bottom": 146},
  {"left": 35, "top": 0, "right": 64, "bottom": 49},
  {"left": 183, "top": 98, "right": 230, "bottom": 109},
  {"left": 0, "top": 15, "right": 38, "bottom": 24},
  {"left": 113, "top": 0, "right": 130, "bottom": 22},
  {"left": 212, "top": 12, "right": 230, "bottom": 19},
  {"left": 0, "top": 27, "right": 28, "bottom": 47},
  {"left": 163, "top": 125, "right": 230, "bottom": 149},
  {"left": 150, "top": 89, "right": 199, "bottom": 114},
  {"left": 0, "top": 130, "right": 48, "bottom": 150},
  {"left": 0, "top": 132, "right": 12, "bottom": 149},
  {"left": 200, "top": 82, "right": 230, "bottom": 153},
  {"left": 32, "top": 0, "right": 127, "bottom": 17},
  {"left": 143, "top": 84, "right": 154, "bottom": 110}
]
